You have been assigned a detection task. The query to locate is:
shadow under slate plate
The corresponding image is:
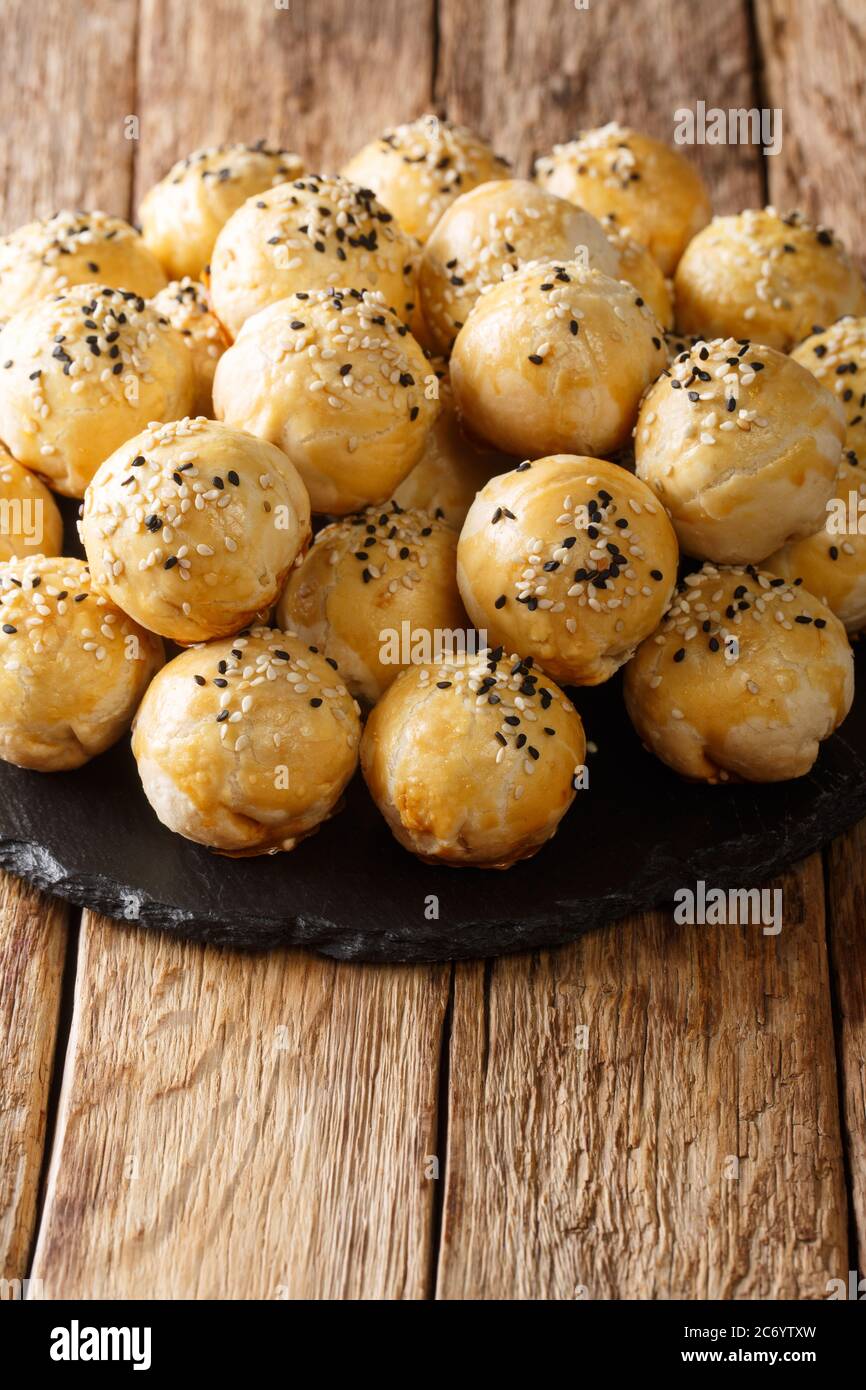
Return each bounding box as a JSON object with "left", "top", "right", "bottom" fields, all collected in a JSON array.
[{"left": 1, "top": 500, "right": 864, "bottom": 962}]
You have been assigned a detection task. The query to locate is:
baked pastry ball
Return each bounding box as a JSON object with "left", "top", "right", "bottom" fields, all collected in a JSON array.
[
  {"left": 0, "top": 284, "right": 195, "bottom": 497},
  {"left": 457, "top": 455, "right": 679, "bottom": 685},
  {"left": 393, "top": 361, "right": 513, "bottom": 526},
  {"left": 213, "top": 286, "right": 438, "bottom": 514},
  {"left": 342, "top": 115, "right": 511, "bottom": 243},
  {"left": 276, "top": 503, "right": 466, "bottom": 704},
  {"left": 635, "top": 338, "right": 845, "bottom": 564},
  {"left": 361, "top": 647, "right": 586, "bottom": 868},
  {"left": 535, "top": 124, "right": 711, "bottom": 275},
  {"left": 209, "top": 175, "right": 417, "bottom": 339},
  {"left": 0, "top": 210, "right": 167, "bottom": 324},
  {"left": 139, "top": 141, "right": 305, "bottom": 281},
  {"left": 0, "top": 554, "right": 163, "bottom": 771},
  {"left": 791, "top": 317, "right": 866, "bottom": 459},
  {"left": 151, "top": 278, "right": 226, "bottom": 415},
  {"left": 80, "top": 417, "right": 311, "bottom": 644},
  {"left": 765, "top": 452, "right": 866, "bottom": 634},
  {"left": 0, "top": 445, "right": 63, "bottom": 561},
  {"left": 674, "top": 208, "right": 866, "bottom": 351},
  {"left": 132, "top": 626, "right": 361, "bottom": 855},
  {"left": 624, "top": 563, "right": 854, "bottom": 783},
  {"left": 600, "top": 215, "right": 674, "bottom": 330},
  {"left": 417, "top": 179, "right": 619, "bottom": 355},
  {"left": 450, "top": 258, "right": 666, "bottom": 458}
]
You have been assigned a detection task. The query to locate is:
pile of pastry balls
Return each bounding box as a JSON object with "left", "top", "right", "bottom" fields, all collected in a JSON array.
[{"left": 0, "top": 119, "right": 863, "bottom": 869}]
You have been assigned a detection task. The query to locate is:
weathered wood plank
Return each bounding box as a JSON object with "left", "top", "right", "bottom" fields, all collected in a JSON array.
[
  {"left": 28, "top": 0, "right": 450, "bottom": 1301},
  {"left": 30, "top": 915, "right": 450, "bottom": 1298},
  {"left": 0, "top": 873, "right": 67, "bottom": 1283},
  {"left": 435, "top": 0, "right": 759, "bottom": 209},
  {"left": 134, "top": 0, "right": 437, "bottom": 201},
  {"left": 758, "top": 0, "right": 866, "bottom": 1289},
  {"left": 825, "top": 820, "right": 866, "bottom": 1285},
  {"left": 0, "top": 0, "right": 138, "bottom": 226},
  {"left": 438, "top": 858, "right": 847, "bottom": 1299},
  {"left": 0, "top": 0, "right": 138, "bottom": 1283},
  {"left": 434, "top": 0, "right": 846, "bottom": 1300},
  {"left": 756, "top": 0, "right": 866, "bottom": 269}
]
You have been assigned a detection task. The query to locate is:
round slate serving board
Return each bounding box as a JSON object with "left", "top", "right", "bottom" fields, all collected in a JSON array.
[{"left": 1, "top": 504, "right": 864, "bottom": 962}]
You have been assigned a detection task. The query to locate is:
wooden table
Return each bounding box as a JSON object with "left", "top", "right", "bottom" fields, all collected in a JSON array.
[{"left": 1, "top": 0, "right": 865, "bottom": 1301}]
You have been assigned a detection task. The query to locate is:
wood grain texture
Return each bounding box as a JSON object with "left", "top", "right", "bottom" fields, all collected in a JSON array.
[
  {"left": 0, "top": 0, "right": 136, "bottom": 1286},
  {"left": 0, "top": 872, "right": 67, "bottom": 1282},
  {"left": 433, "top": 0, "right": 849, "bottom": 1300},
  {"left": 134, "top": 0, "right": 436, "bottom": 202},
  {"left": 438, "top": 858, "right": 847, "bottom": 1299},
  {"left": 757, "top": 0, "right": 866, "bottom": 1286},
  {"left": 825, "top": 820, "right": 866, "bottom": 1284},
  {"left": 756, "top": 0, "right": 866, "bottom": 269},
  {"left": 435, "top": 0, "right": 760, "bottom": 208},
  {"left": 0, "top": 0, "right": 138, "bottom": 227},
  {"left": 30, "top": 914, "right": 450, "bottom": 1299}
]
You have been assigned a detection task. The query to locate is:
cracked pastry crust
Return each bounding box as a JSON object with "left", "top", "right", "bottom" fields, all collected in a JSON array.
[
  {"left": 674, "top": 208, "right": 866, "bottom": 351},
  {"left": 0, "top": 210, "right": 167, "bottom": 324},
  {"left": 535, "top": 123, "right": 711, "bottom": 275},
  {"left": 450, "top": 258, "right": 667, "bottom": 459},
  {"left": 635, "top": 338, "right": 844, "bottom": 564},
  {"left": 80, "top": 417, "right": 311, "bottom": 644},
  {"left": 0, "top": 283, "right": 195, "bottom": 497},
  {"left": 132, "top": 626, "right": 361, "bottom": 855},
  {"left": 342, "top": 115, "right": 511, "bottom": 244},
  {"left": 457, "top": 454, "right": 679, "bottom": 686},
  {"left": 0, "top": 555, "right": 164, "bottom": 771},
  {"left": 212, "top": 286, "right": 439, "bottom": 514},
  {"left": 139, "top": 141, "right": 305, "bottom": 281},
  {"left": 624, "top": 563, "right": 854, "bottom": 783},
  {"left": 361, "top": 646, "right": 586, "bottom": 868},
  {"left": 208, "top": 174, "right": 418, "bottom": 339},
  {"left": 276, "top": 502, "right": 466, "bottom": 705}
]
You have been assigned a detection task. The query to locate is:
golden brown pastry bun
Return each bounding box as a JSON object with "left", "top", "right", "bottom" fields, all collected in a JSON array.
[
  {"left": 212, "top": 287, "right": 439, "bottom": 514},
  {"left": 0, "top": 554, "right": 163, "bottom": 771},
  {"left": 150, "top": 278, "right": 226, "bottom": 416},
  {"left": 0, "top": 445, "right": 63, "bottom": 561},
  {"left": 765, "top": 453, "right": 866, "bottom": 634},
  {"left": 600, "top": 214, "right": 674, "bottom": 329},
  {"left": 276, "top": 502, "right": 466, "bottom": 704},
  {"left": 139, "top": 142, "right": 305, "bottom": 280},
  {"left": 81, "top": 417, "right": 311, "bottom": 644},
  {"left": 624, "top": 563, "right": 854, "bottom": 783},
  {"left": 791, "top": 316, "right": 866, "bottom": 460},
  {"left": 450, "top": 258, "right": 666, "bottom": 458},
  {"left": 417, "top": 179, "right": 620, "bottom": 355},
  {"left": 361, "top": 646, "right": 586, "bottom": 868},
  {"left": 393, "top": 360, "right": 513, "bottom": 526},
  {"left": 0, "top": 211, "right": 167, "bottom": 324},
  {"left": 635, "top": 338, "right": 844, "bottom": 563},
  {"left": 535, "top": 124, "right": 711, "bottom": 275},
  {"left": 0, "top": 284, "right": 195, "bottom": 497},
  {"left": 674, "top": 208, "right": 866, "bottom": 351},
  {"left": 341, "top": 115, "right": 511, "bottom": 243},
  {"left": 132, "top": 626, "right": 361, "bottom": 855},
  {"left": 457, "top": 454, "right": 679, "bottom": 685},
  {"left": 208, "top": 175, "right": 417, "bottom": 339}
]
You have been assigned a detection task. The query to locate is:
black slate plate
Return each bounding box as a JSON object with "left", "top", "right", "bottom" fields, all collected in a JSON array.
[{"left": 1, "top": 503, "right": 864, "bottom": 962}]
